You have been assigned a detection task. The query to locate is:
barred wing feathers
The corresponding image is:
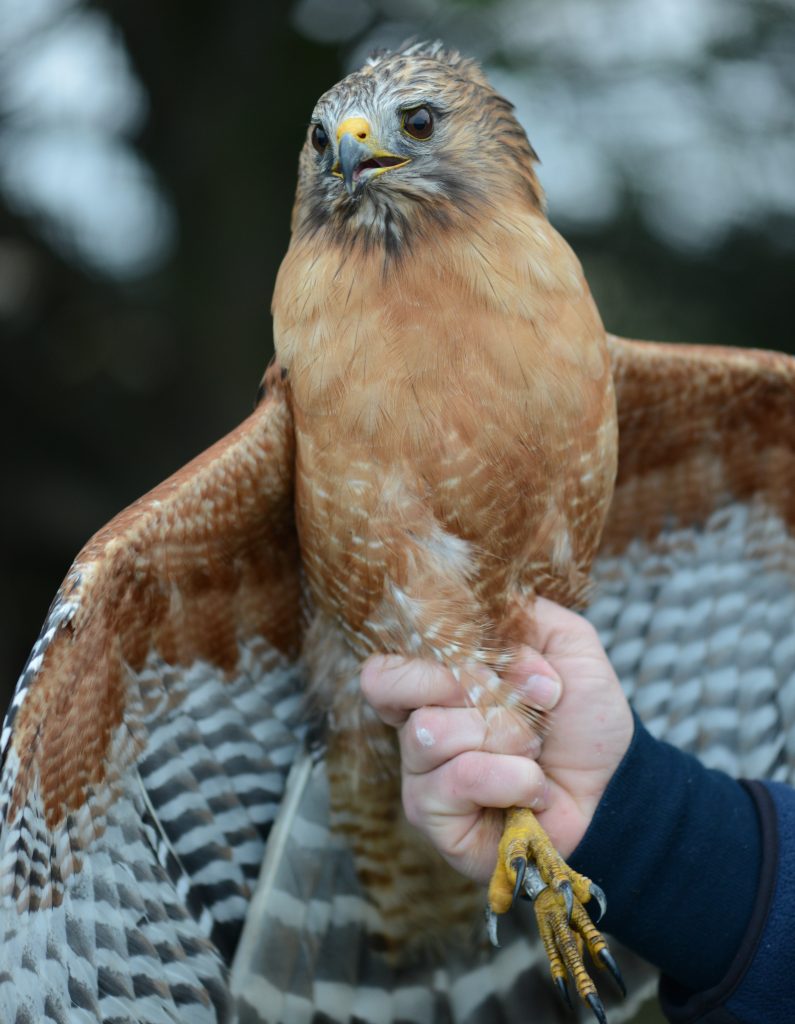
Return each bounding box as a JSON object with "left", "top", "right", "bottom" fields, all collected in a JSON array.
[
  {"left": 590, "top": 336, "right": 795, "bottom": 781},
  {"left": 5, "top": 339, "right": 795, "bottom": 1024},
  {"left": 231, "top": 753, "right": 655, "bottom": 1024},
  {"left": 230, "top": 338, "right": 795, "bottom": 1024},
  {"left": 583, "top": 336, "right": 795, "bottom": 1017},
  {"left": 0, "top": 366, "right": 305, "bottom": 1024}
]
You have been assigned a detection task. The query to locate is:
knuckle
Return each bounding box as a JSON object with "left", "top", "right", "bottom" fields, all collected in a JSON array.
[
  {"left": 407, "top": 704, "right": 450, "bottom": 761},
  {"left": 359, "top": 660, "right": 389, "bottom": 708},
  {"left": 433, "top": 829, "right": 461, "bottom": 861},
  {"left": 405, "top": 706, "right": 443, "bottom": 752},
  {"left": 359, "top": 669, "right": 379, "bottom": 709},
  {"left": 401, "top": 777, "right": 425, "bottom": 829},
  {"left": 520, "top": 762, "right": 545, "bottom": 806},
  {"left": 449, "top": 751, "right": 485, "bottom": 794},
  {"left": 408, "top": 704, "right": 435, "bottom": 733},
  {"left": 576, "top": 616, "right": 600, "bottom": 644}
]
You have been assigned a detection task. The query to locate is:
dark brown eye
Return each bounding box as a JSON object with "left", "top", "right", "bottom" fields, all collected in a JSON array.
[
  {"left": 402, "top": 106, "right": 433, "bottom": 140},
  {"left": 311, "top": 123, "right": 329, "bottom": 154}
]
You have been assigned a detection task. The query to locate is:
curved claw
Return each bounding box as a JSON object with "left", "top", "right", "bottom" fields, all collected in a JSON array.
[
  {"left": 558, "top": 879, "right": 573, "bottom": 922},
  {"left": 511, "top": 857, "right": 527, "bottom": 905},
  {"left": 485, "top": 906, "right": 500, "bottom": 948},
  {"left": 598, "top": 948, "right": 626, "bottom": 998},
  {"left": 589, "top": 881, "right": 607, "bottom": 923},
  {"left": 586, "top": 992, "right": 608, "bottom": 1024},
  {"left": 555, "top": 976, "right": 573, "bottom": 1011}
]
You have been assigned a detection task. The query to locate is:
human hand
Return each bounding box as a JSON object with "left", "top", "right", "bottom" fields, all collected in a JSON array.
[{"left": 360, "top": 597, "right": 633, "bottom": 886}]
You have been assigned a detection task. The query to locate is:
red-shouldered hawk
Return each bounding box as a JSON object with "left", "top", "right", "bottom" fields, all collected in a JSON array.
[{"left": 2, "top": 40, "right": 794, "bottom": 1024}]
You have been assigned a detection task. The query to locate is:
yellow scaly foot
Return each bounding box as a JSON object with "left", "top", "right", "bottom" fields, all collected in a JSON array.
[{"left": 486, "top": 808, "right": 625, "bottom": 1022}]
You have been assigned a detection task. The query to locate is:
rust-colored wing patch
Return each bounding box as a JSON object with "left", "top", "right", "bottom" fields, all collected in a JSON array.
[
  {"left": 603, "top": 335, "right": 795, "bottom": 551},
  {"left": 0, "top": 365, "right": 306, "bottom": 1022},
  {"left": 578, "top": 339, "right": 795, "bottom": 1022},
  {"left": 6, "top": 364, "right": 300, "bottom": 830},
  {"left": 594, "top": 335, "right": 795, "bottom": 768}
]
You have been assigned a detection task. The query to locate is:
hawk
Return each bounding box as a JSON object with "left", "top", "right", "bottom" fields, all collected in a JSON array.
[{"left": 2, "top": 41, "right": 794, "bottom": 1024}]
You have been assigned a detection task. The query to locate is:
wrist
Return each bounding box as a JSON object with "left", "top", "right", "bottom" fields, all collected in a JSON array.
[
  {"left": 539, "top": 715, "right": 633, "bottom": 857},
  {"left": 537, "top": 777, "right": 603, "bottom": 859}
]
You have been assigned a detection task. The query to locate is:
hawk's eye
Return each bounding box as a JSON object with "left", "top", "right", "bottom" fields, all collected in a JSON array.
[
  {"left": 311, "top": 124, "right": 329, "bottom": 154},
  {"left": 402, "top": 106, "right": 433, "bottom": 140}
]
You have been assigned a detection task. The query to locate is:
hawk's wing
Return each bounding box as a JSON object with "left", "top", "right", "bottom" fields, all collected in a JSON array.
[
  {"left": 577, "top": 336, "right": 795, "bottom": 1020},
  {"left": 229, "top": 337, "right": 795, "bottom": 1024},
  {"left": 590, "top": 335, "right": 795, "bottom": 781},
  {"left": 0, "top": 365, "right": 305, "bottom": 1024},
  {"left": 7, "top": 338, "right": 794, "bottom": 1024}
]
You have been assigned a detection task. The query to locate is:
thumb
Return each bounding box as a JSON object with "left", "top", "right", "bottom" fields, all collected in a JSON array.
[
  {"left": 500, "top": 643, "right": 562, "bottom": 712},
  {"left": 520, "top": 595, "right": 595, "bottom": 660}
]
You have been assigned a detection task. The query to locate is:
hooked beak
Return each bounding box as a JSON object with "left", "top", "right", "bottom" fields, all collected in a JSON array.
[
  {"left": 333, "top": 121, "right": 410, "bottom": 196},
  {"left": 337, "top": 134, "right": 375, "bottom": 196}
]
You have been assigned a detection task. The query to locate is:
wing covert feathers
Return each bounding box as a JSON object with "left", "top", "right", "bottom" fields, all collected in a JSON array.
[
  {"left": 5, "top": 333, "right": 795, "bottom": 1024},
  {"left": 604, "top": 335, "right": 795, "bottom": 550},
  {"left": 593, "top": 335, "right": 795, "bottom": 778},
  {"left": 234, "top": 338, "right": 795, "bottom": 1024},
  {"left": 0, "top": 366, "right": 307, "bottom": 1023}
]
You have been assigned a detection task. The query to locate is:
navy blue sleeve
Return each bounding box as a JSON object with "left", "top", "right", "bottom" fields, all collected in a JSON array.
[
  {"left": 659, "top": 781, "right": 795, "bottom": 1024},
  {"left": 567, "top": 713, "right": 795, "bottom": 1020}
]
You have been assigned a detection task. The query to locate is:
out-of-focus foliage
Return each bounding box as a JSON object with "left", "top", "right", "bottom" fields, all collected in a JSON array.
[
  {"left": 1, "top": 0, "right": 793, "bottom": 756},
  {"left": 0, "top": 1, "right": 341, "bottom": 701},
  {"left": 333, "top": 0, "right": 795, "bottom": 252}
]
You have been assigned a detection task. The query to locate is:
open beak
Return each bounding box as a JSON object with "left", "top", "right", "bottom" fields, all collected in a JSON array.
[{"left": 333, "top": 118, "right": 409, "bottom": 196}]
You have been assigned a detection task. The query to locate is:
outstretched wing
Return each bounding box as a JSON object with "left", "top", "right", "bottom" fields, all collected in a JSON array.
[
  {"left": 17, "top": 337, "right": 791, "bottom": 1024},
  {"left": 580, "top": 336, "right": 795, "bottom": 1020},
  {"left": 0, "top": 364, "right": 305, "bottom": 1024},
  {"left": 230, "top": 338, "right": 795, "bottom": 1024},
  {"left": 590, "top": 336, "right": 795, "bottom": 782}
]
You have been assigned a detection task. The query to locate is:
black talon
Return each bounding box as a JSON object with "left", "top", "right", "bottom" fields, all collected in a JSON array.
[
  {"left": 485, "top": 906, "right": 500, "bottom": 948},
  {"left": 558, "top": 879, "right": 573, "bottom": 922},
  {"left": 510, "top": 857, "right": 527, "bottom": 904},
  {"left": 589, "top": 881, "right": 607, "bottom": 923},
  {"left": 554, "top": 976, "right": 573, "bottom": 1011},
  {"left": 586, "top": 992, "right": 608, "bottom": 1024},
  {"left": 598, "top": 948, "right": 627, "bottom": 998}
]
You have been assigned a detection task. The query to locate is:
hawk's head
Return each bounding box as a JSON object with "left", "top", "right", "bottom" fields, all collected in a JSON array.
[{"left": 292, "top": 42, "right": 542, "bottom": 252}]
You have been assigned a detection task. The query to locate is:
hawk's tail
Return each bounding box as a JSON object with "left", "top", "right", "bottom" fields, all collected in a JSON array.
[{"left": 231, "top": 752, "right": 657, "bottom": 1024}]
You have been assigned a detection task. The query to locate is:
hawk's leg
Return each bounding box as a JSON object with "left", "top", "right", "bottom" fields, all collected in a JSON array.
[{"left": 487, "top": 807, "right": 624, "bottom": 1021}]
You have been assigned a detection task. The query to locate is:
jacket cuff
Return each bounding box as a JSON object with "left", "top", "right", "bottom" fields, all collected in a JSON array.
[
  {"left": 659, "top": 781, "right": 787, "bottom": 1024},
  {"left": 568, "top": 711, "right": 762, "bottom": 995}
]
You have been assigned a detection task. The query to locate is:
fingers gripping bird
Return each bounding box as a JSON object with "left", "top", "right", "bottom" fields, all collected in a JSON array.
[{"left": 3, "top": 41, "right": 795, "bottom": 1024}]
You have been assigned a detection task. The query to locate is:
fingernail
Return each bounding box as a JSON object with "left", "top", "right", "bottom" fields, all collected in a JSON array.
[
  {"left": 530, "top": 780, "right": 551, "bottom": 810},
  {"left": 524, "top": 673, "right": 561, "bottom": 710}
]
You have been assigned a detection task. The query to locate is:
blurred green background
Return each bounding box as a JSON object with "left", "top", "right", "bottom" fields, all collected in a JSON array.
[{"left": 4, "top": 2, "right": 794, "bottom": 1018}]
